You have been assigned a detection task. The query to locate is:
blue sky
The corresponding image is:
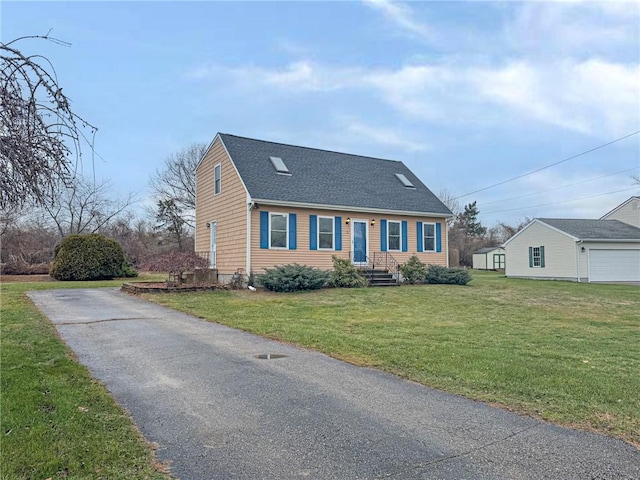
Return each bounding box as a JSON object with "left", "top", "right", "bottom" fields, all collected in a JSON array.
[{"left": 4, "top": 1, "right": 639, "bottom": 227}]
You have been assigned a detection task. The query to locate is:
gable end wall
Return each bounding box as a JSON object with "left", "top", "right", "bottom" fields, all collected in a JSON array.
[
  {"left": 195, "top": 138, "right": 247, "bottom": 275},
  {"left": 505, "top": 222, "right": 578, "bottom": 279},
  {"left": 602, "top": 199, "right": 640, "bottom": 227}
]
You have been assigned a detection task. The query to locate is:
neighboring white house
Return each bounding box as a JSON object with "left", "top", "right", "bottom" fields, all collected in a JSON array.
[
  {"left": 472, "top": 247, "right": 505, "bottom": 270},
  {"left": 600, "top": 196, "right": 640, "bottom": 227},
  {"left": 504, "top": 217, "right": 640, "bottom": 282}
]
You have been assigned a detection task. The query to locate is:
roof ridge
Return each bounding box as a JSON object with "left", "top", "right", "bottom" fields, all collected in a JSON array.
[{"left": 219, "top": 132, "right": 404, "bottom": 165}]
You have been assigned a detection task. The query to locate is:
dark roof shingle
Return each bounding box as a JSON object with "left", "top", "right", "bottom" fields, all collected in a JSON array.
[
  {"left": 219, "top": 134, "right": 452, "bottom": 216},
  {"left": 538, "top": 218, "right": 640, "bottom": 240}
]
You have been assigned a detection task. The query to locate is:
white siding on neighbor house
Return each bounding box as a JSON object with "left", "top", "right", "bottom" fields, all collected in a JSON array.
[
  {"left": 505, "top": 222, "right": 578, "bottom": 279},
  {"left": 601, "top": 198, "right": 640, "bottom": 227},
  {"left": 577, "top": 242, "right": 640, "bottom": 281}
]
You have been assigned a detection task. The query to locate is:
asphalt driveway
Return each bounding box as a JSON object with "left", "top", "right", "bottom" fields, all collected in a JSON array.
[{"left": 28, "top": 288, "right": 640, "bottom": 480}]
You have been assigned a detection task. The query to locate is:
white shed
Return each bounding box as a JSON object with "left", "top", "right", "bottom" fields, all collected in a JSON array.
[
  {"left": 504, "top": 218, "right": 640, "bottom": 282},
  {"left": 472, "top": 247, "right": 505, "bottom": 270}
]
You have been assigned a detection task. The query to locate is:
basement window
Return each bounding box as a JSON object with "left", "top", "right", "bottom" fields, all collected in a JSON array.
[
  {"left": 395, "top": 173, "right": 415, "bottom": 188},
  {"left": 270, "top": 156, "right": 291, "bottom": 175}
]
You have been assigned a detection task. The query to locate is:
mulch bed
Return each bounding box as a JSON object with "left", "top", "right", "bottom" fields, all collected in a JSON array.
[{"left": 121, "top": 282, "right": 230, "bottom": 294}]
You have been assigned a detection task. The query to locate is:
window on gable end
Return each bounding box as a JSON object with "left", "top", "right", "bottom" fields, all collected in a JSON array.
[{"left": 214, "top": 163, "right": 221, "bottom": 195}]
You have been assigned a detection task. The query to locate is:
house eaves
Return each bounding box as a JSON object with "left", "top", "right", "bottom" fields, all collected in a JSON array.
[{"left": 252, "top": 198, "right": 454, "bottom": 218}]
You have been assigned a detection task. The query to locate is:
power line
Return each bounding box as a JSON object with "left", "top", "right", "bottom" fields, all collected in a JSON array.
[
  {"left": 482, "top": 186, "right": 639, "bottom": 215},
  {"left": 480, "top": 166, "right": 639, "bottom": 207},
  {"left": 456, "top": 130, "right": 640, "bottom": 199}
]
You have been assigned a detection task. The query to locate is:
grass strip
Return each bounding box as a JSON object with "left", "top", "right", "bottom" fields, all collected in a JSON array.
[{"left": 1, "top": 277, "right": 172, "bottom": 480}]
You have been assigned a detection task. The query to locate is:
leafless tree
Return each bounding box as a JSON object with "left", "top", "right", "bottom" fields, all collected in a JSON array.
[
  {"left": 438, "top": 189, "right": 462, "bottom": 227},
  {"left": 1, "top": 33, "right": 97, "bottom": 209},
  {"left": 149, "top": 142, "right": 207, "bottom": 229},
  {"left": 40, "top": 175, "right": 136, "bottom": 238}
]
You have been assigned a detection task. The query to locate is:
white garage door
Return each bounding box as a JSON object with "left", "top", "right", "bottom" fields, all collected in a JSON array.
[{"left": 589, "top": 249, "right": 640, "bottom": 282}]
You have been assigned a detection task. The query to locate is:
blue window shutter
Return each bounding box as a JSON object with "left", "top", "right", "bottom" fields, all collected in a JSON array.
[
  {"left": 436, "top": 223, "right": 442, "bottom": 253},
  {"left": 540, "top": 246, "right": 545, "bottom": 268},
  {"left": 417, "top": 222, "right": 423, "bottom": 252},
  {"left": 401, "top": 221, "right": 408, "bottom": 252},
  {"left": 309, "top": 215, "right": 317, "bottom": 250},
  {"left": 260, "top": 211, "right": 269, "bottom": 249},
  {"left": 529, "top": 247, "right": 533, "bottom": 267},
  {"left": 380, "top": 219, "right": 387, "bottom": 252},
  {"left": 289, "top": 213, "right": 297, "bottom": 250},
  {"left": 335, "top": 217, "right": 342, "bottom": 251}
]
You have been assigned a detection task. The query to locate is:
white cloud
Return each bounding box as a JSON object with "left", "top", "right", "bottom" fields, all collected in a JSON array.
[
  {"left": 504, "top": 1, "right": 639, "bottom": 56},
  {"left": 362, "top": 0, "right": 431, "bottom": 41},
  {"left": 343, "top": 120, "right": 430, "bottom": 153},
  {"left": 191, "top": 56, "right": 638, "bottom": 137}
]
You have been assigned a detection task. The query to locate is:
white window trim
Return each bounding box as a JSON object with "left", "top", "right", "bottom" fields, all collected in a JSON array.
[
  {"left": 269, "top": 212, "right": 288, "bottom": 250},
  {"left": 423, "top": 222, "right": 436, "bottom": 252},
  {"left": 317, "top": 215, "right": 335, "bottom": 251},
  {"left": 532, "top": 246, "right": 542, "bottom": 267},
  {"left": 214, "top": 163, "right": 221, "bottom": 196},
  {"left": 387, "top": 220, "right": 402, "bottom": 252}
]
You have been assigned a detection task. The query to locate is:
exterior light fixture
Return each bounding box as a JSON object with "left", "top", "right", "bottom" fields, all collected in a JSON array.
[
  {"left": 345, "top": 217, "right": 351, "bottom": 225},
  {"left": 370, "top": 219, "right": 376, "bottom": 227}
]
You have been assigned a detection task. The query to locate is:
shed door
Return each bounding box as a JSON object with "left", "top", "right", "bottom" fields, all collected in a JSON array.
[{"left": 589, "top": 249, "right": 640, "bottom": 282}]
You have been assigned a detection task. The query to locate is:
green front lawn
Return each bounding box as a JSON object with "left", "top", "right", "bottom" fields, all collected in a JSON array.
[
  {"left": 147, "top": 271, "right": 640, "bottom": 446},
  {"left": 1, "top": 276, "right": 172, "bottom": 480}
]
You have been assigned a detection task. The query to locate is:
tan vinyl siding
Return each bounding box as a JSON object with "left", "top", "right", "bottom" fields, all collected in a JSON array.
[
  {"left": 195, "top": 138, "right": 247, "bottom": 275},
  {"left": 250, "top": 206, "right": 447, "bottom": 273},
  {"left": 602, "top": 199, "right": 640, "bottom": 227},
  {"left": 505, "top": 222, "right": 577, "bottom": 279}
]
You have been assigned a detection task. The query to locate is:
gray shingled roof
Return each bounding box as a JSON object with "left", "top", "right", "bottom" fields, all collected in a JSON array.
[
  {"left": 474, "top": 247, "right": 501, "bottom": 254},
  {"left": 538, "top": 218, "right": 640, "bottom": 240},
  {"left": 219, "top": 134, "right": 452, "bottom": 216}
]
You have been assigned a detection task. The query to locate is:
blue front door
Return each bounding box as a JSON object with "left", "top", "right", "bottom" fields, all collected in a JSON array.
[{"left": 353, "top": 220, "right": 367, "bottom": 264}]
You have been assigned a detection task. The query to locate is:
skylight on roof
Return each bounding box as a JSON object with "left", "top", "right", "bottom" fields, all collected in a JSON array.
[
  {"left": 395, "top": 173, "right": 415, "bottom": 188},
  {"left": 270, "top": 156, "right": 290, "bottom": 174}
]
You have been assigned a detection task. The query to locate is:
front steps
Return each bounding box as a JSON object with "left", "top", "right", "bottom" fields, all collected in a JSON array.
[{"left": 361, "top": 269, "right": 400, "bottom": 287}]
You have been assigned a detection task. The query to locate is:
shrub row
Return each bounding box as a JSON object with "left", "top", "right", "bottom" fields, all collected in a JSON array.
[
  {"left": 400, "top": 255, "right": 471, "bottom": 285},
  {"left": 258, "top": 256, "right": 368, "bottom": 292}
]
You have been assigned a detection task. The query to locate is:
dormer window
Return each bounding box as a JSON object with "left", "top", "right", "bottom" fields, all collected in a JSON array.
[
  {"left": 270, "top": 156, "right": 291, "bottom": 175},
  {"left": 395, "top": 173, "right": 415, "bottom": 188}
]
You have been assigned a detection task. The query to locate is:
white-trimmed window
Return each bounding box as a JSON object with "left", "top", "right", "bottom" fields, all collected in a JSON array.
[
  {"left": 214, "top": 163, "right": 221, "bottom": 195},
  {"left": 270, "top": 213, "right": 288, "bottom": 249},
  {"left": 318, "top": 216, "right": 334, "bottom": 250},
  {"left": 532, "top": 247, "right": 541, "bottom": 267},
  {"left": 388, "top": 221, "right": 401, "bottom": 251},
  {"left": 423, "top": 222, "right": 436, "bottom": 252}
]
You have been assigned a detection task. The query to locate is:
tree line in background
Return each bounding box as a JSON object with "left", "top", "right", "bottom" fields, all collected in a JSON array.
[
  {"left": 0, "top": 35, "right": 528, "bottom": 274},
  {"left": 0, "top": 142, "right": 205, "bottom": 274},
  {"left": 439, "top": 191, "right": 529, "bottom": 267}
]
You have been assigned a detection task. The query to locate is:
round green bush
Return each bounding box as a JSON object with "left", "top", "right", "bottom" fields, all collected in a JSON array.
[{"left": 50, "top": 234, "right": 134, "bottom": 281}]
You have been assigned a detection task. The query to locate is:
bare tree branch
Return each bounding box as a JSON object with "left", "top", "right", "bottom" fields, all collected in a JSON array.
[
  {"left": 39, "top": 176, "right": 137, "bottom": 238},
  {"left": 1, "top": 34, "right": 97, "bottom": 209},
  {"left": 149, "top": 142, "right": 207, "bottom": 229}
]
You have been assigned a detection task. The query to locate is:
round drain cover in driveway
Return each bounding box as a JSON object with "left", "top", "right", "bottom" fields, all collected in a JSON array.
[{"left": 254, "top": 354, "right": 287, "bottom": 360}]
